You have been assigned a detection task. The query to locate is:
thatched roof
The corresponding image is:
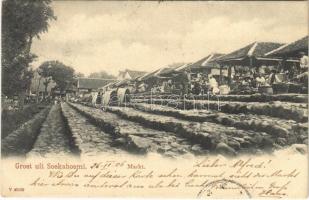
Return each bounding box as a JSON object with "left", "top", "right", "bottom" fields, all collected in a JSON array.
[
  {"left": 77, "top": 78, "right": 116, "bottom": 89},
  {"left": 137, "top": 68, "right": 162, "bottom": 81},
  {"left": 99, "top": 81, "right": 117, "bottom": 89},
  {"left": 265, "top": 36, "right": 308, "bottom": 57},
  {"left": 174, "top": 63, "right": 193, "bottom": 72},
  {"left": 152, "top": 68, "right": 166, "bottom": 76},
  {"left": 127, "top": 70, "right": 147, "bottom": 79},
  {"left": 155, "top": 63, "right": 193, "bottom": 76},
  {"left": 156, "top": 66, "right": 179, "bottom": 76},
  {"left": 119, "top": 69, "right": 147, "bottom": 80},
  {"left": 216, "top": 42, "right": 284, "bottom": 62},
  {"left": 190, "top": 53, "right": 224, "bottom": 69},
  {"left": 114, "top": 79, "right": 131, "bottom": 87}
]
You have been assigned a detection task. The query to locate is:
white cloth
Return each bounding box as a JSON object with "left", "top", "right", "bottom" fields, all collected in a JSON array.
[
  {"left": 259, "top": 65, "right": 267, "bottom": 74},
  {"left": 209, "top": 78, "right": 218, "bottom": 89},
  {"left": 256, "top": 77, "right": 266, "bottom": 84},
  {"left": 300, "top": 55, "right": 308, "bottom": 69},
  {"left": 91, "top": 92, "right": 98, "bottom": 105},
  {"left": 256, "top": 76, "right": 266, "bottom": 87}
]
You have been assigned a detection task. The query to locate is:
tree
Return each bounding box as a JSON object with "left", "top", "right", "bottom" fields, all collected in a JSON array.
[
  {"left": 37, "top": 61, "right": 53, "bottom": 100},
  {"left": 88, "top": 71, "right": 116, "bottom": 79},
  {"left": 38, "top": 61, "right": 75, "bottom": 95},
  {"left": 2, "top": 0, "right": 56, "bottom": 107},
  {"left": 75, "top": 72, "right": 85, "bottom": 78}
]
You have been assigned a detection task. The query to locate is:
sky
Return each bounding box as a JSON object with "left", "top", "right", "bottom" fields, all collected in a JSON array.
[{"left": 31, "top": 1, "right": 308, "bottom": 76}]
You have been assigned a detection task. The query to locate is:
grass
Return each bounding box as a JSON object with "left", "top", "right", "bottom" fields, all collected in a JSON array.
[{"left": 1, "top": 104, "right": 48, "bottom": 139}]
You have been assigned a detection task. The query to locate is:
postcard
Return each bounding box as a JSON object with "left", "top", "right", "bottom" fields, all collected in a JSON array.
[{"left": 1, "top": 0, "right": 308, "bottom": 198}]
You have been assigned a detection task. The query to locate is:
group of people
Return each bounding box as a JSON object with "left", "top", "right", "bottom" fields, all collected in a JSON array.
[
  {"left": 99, "top": 52, "right": 308, "bottom": 97},
  {"left": 135, "top": 70, "right": 222, "bottom": 95}
]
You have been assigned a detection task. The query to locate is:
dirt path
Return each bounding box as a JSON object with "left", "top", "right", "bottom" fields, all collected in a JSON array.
[
  {"left": 61, "top": 103, "right": 127, "bottom": 157},
  {"left": 28, "top": 104, "right": 75, "bottom": 157},
  {"left": 69, "top": 103, "right": 200, "bottom": 157}
]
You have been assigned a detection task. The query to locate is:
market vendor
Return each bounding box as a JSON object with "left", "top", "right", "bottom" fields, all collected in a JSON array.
[
  {"left": 241, "top": 76, "right": 252, "bottom": 87},
  {"left": 268, "top": 70, "right": 282, "bottom": 85},
  {"left": 296, "top": 52, "right": 308, "bottom": 86},
  {"left": 192, "top": 81, "right": 201, "bottom": 95},
  {"left": 299, "top": 52, "right": 308, "bottom": 73},
  {"left": 178, "top": 69, "right": 191, "bottom": 95},
  {"left": 208, "top": 75, "right": 219, "bottom": 94},
  {"left": 258, "top": 65, "right": 267, "bottom": 75},
  {"left": 255, "top": 74, "right": 266, "bottom": 87},
  {"left": 96, "top": 92, "right": 102, "bottom": 104}
]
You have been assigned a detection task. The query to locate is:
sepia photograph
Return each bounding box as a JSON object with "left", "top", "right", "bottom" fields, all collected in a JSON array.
[{"left": 1, "top": 0, "right": 308, "bottom": 198}]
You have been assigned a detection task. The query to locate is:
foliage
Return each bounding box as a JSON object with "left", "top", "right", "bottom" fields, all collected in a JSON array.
[
  {"left": 38, "top": 60, "right": 75, "bottom": 92},
  {"left": 1, "top": 104, "right": 42, "bottom": 139},
  {"left": 38, "top": 61, "right": 53, "bottom": 96},
  {"left": 75, "top": 72, "right": 85, "bottom": 78},
  {"left": 2, "top": 0, "right": 56, "bottom": 97},
  {"left": 88, "top": 71, "right": 116, "bottom": 79}
]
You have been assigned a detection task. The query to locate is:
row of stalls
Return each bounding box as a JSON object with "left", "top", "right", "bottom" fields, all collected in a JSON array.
[
  {"left": 215, "top": 37, "right": 308, "bottom": 95},
  {"left": 129, "top": 36, "right": 308, "bottom": 95},
  {"left": 91, "top": 35, "right": 308, "bottom": 106}
]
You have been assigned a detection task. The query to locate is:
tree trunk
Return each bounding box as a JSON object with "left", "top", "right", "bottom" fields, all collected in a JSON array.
[
  {"left": 27, "top": 35, "right": 33, "bottom": 55},
  {"left": 44, "top": 84, "right": 48, "bottom": 100},
  {"left": 219, "top": 65, "right": 223, "bottom": 85},
  {"left": 18, "top": 91, "right": 25, "bottom": 109},
  {"left": 43, "top": 79, "right": 50, "bottom": 100},
  {"left": 36, "top": 76, "right": 42, "bottom": 103},
  {"left": 19, "top": 35, "right": 33, "bottom": 108}
]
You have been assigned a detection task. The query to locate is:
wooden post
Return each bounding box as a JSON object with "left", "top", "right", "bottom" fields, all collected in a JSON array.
[
  {"left": 249, "top": 57, "right": 253, "bottom": 68},
  {"left": 228, "top": 65, "right": 232, "bottom": 85},
  {"left": 281, "top": 58, "right": 287, "bottom": 73},
  {"left": 183, "top": 94, "right": 186, "bottom": 110},
  {"left": 207, "top": 90, "right": 210, "bottom": 111},
  {"left": 219, "top": 64, "right": 223, "bottom": 85}
]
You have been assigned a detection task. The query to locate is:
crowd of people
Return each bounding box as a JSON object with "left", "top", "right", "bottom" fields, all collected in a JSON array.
[
  {"left": 71, "top": 52, "right": 308, "bottom": 106},
  {"left": 132, "top": 52, "right": 308, "bottom": 96}
]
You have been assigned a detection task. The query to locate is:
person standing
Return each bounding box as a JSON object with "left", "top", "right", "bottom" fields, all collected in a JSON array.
[
  {"left": 179, "top": 70, "right": 190, "bottom": 95},
  {"left": 255, "top": 74, "right": 266, "bottom": 87},
  {"left": 296, "top": 52, "right": 309, "bottom": 88},
  {"left": 96, "top": 92, "right": 102, "bottom": 104},
  {"left": 208, "top": 75, "right": 219, "bottom": 94},
  {"left": 268, "top": 70, "right": 281, "bottom": 85},
  {"left": 299, "top": 52, "right": 308, "bottom": 73}
]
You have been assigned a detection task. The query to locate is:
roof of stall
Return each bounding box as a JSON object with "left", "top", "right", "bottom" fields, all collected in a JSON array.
[
  {"left": 77, "top": 78, "right": 116, "bottom": 89},
  {"left": 114, "top": 79, "right": 131, "bottom": 87},
  {"left": 137, "top": 67, "right": 163, "bottom": 81},
  {"left": 100, "top": 82, "right": 115, "bottom": 89},
  {"left": 189, "top": 53, "right": 225, "bottom": 69},
  {"left": 118, "top": 69, "right": 148, "bottom": 80},
  {"left": 265, "top": 36, "right": 308, "bottom": 58},
  {"left": 174, "top": 63, "right": 193, "bottom": 72},
  {"left": 156, "top": 63, "right": 190, "bottom": 76},
  {"left": 215, "top": 42, "right": 284, "bottom": 63}
]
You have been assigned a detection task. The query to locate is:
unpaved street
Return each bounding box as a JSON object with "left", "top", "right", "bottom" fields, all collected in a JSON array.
[{"left": 2, "top": 95, "right": 308, "bottom": 158}]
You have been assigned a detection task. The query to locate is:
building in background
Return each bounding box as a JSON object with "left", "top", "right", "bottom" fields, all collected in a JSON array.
[
  {"left": 76, "top": 78, "right": 116, "bottom": 95},
  {"left": 117, "top": 69, "right": 147, "bottom": 80}
]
